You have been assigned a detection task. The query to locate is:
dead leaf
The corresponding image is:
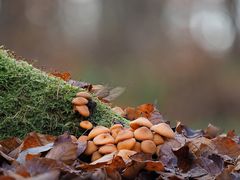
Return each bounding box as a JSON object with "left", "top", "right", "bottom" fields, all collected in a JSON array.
[
  {"left": 46, "top": 142, "right": 78, "bottom": 165},
  {"left": 124, "top": 103, "right": 165, "bottom": 124},
  {"left": 173, "top": 145, "right": 195, "bottom": 172},
  {"left": 24, "top": 157, "right": 76, "bottom": 176},
  {"left": 50, "top": 72, "right": 71, "bottom": 81},
  {"left": 204, "top": 124, "right": 220, "bottom": 139},
  {"left": 0, "top": 137, "right": 22, "bottom": 154},
  {"left": 20, "top": 132, "right": 55, "bottom": 152},
  {"left": 176, "top": 121, "right": 204, "bottom": 138},
  {"left": 213, "top": 137, "right": 240, "bottom": 159}
]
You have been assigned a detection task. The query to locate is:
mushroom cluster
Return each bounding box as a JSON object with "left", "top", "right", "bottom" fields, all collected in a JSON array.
[
  {"left": 72, "top": 92, "right": 92, "bottom": 117},
  {"left": 77, "top": 117, "right": 175, "bottom": 162}
]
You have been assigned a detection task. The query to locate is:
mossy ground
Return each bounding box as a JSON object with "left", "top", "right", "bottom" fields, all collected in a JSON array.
[{"left": 0, "top": 48, "right": 128, "bottom": 139}]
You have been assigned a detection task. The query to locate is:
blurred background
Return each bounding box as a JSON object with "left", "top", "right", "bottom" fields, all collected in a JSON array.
[{"left": 0, "top": 0, "right": 240, "bottom": 132}]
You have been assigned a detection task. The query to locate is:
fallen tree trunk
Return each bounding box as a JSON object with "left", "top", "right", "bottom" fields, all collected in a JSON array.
[{"left": 0, "top": 47, "right": 129, "bottom": 139}]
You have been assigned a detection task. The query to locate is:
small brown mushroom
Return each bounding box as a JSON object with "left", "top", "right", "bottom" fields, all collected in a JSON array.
[
  {"left": 91, "top": 151, "right": 102, "bottom": 162},
  {"left": 84, "top": 141, "right": 98, "bottom": 155},
  {"left": 110, "top": 124, "right": 123, "bottom": 131},
  {"left": 117, "top": 138, "right": 136, "bottom": 150},
  {"left": 115, "top": 130, "right": 134, "bottom": 143},
  {"left": 88, "top": 126, "right": 110, "bottom": 140},
  {"left": 141, "top": 140, "right": 156, "bottom": 154},
  {"left": 129, "top": 117, "right": 153, "bottom": 130},
  {"left": 75, "top": 105, "right": 90, "bottom": 117},
  {"left": 134, "top": 127, "right": 153, "bottom": 141},
  {"left": 153, "top": 133, "right": 164, "bottom": 145},
  {"left": 110, "top": 124, "right": 123, "bottom": 139},
  {"left": 72, "top": 97, "right": 88, "bottom": 105},
  {"left": 79, "top": 120, "right": 93, "bottom": 130},
  {"left": 76, "top": 92, "right": 92, "bottom": 99},
  {"left": 77, "top": 135, "right": 88, "bottom": 142},
  {"left": 98, "top": 144, "right": 117, "bottom": 154},
  {"left": 111, "top": 106, "right": 126, "bottom": 116},
  {"left": 150, "top": 123, "right": 175, "bottom": 139},
  {"left": 93, "top": 133, "right": 115, "bottom": 145},
  {"left": 132, "top": 142, "right": 141, "bottom": 152}
]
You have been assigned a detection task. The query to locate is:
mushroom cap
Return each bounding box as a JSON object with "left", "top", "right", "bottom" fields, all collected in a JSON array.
[
  {"left": 79, "top": 120, "right": 93, "bottom": 130},
  {"left": 84, "top": 141, "right": 98, "bottom": 155},
  {"left": 93, "top": 133, "right": 115, "bottom": 145},
  {"left": 111, "top": 128, "right": 123, "bottom": 139},
  {"left": 77, "top": 135, "right": 88, "bottom": 142},
  {"left": 110, "top": 124, "right": 123, "bottom": 138},
  {"left": 153, "top": 133, "right": 164, "bottom": 145},
  {"left": 150, "top": 123, "right": 175, "bottom": 139},
  {"left": 110, "top": 124, "right": 123, "bottom": 131},
  {"left": 98, "top": 144, "right": 117, "bottom": 154},
  {"left": 134, "top": 127, "right": 153, "bottom": 141},
  {"left": 129, "top": 117, "right": 153, "bottom": 130},
  {"left": 72, "top": 97, "right": 88, "bottom": 105},
  {"left": 76, "top": 92, "right": 92, "bottom": 99},
  {"left": 111, "top": 106, "right": 126, "bottom": 116},
  {"left": 88, "top": 126, "right": 110, "bottom": 140},
  {"left": 75, "top": 105, "right": 90, "bottom": 117},
  {"left": 115, "top": 130, "right": 134, "bottom": 143},
  {"left": 132, "top": 142, "right": 141, "bottom": 152},
  {"left": 141, "top": 140, "right": 156, "bottom": 154},
  {"left": 117, "top": 138, "right": 136, "bottom": 150},
  {"left": 117, "top": 150, "right": 137, "bottom": 163},
  {"left": 91, "top": 151, "right": 102, "bottom": 162}
]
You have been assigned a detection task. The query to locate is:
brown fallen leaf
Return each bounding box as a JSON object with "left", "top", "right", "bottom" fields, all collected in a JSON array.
[
  {"left": 213, "top": 136, "right": 240, "bottom": 159},
  {"left": 173, "top": 145, "right": 195, "bottom": 172},
  {"left": 124, "top": 103, "right": 165, "bottom": 124},
  {"left": 0, "top": 137, "right": 22, "bottom": 154},
  {"left": 47, "top": 142, "right": 77, "bottom": 165},
  {"left": 20, "top": 132, "right": 55, "bottom": 152},
  {"left": 176, "top": 121, "right": 204, "bottom": 138}
]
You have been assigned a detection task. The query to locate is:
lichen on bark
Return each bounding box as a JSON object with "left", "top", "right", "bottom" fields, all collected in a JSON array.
[{"left": 0, "top": 47, "right": 129, "bottom": 139}]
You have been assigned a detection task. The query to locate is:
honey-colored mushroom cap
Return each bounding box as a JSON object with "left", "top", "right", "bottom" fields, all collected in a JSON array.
[
  {"left": 129, "top": 117, "right": 153, "bottom": 130},
  {"left": 98, "top": 144, "right": 117, "bottom": 154},
  {"left": 110, "top": 124, "right": 123, "bottom": 139},
  {"left": 88, "top": 126, "right": 110, "bottom": 140},
  {"left": 132, "top": 142, "right": 141, "bottom": 152},
  {"left": 134, "top": 127, "right": 153, "bottom": 141},
  {"left": 84, "top": 141, "right": 98, "bottom": 155},
  {"left": 72, "top": 97, "right": 88, "bottom": 106},
  {"left": 117, "top": 138, "right": 136, "bottom": 150},
  {"left": 93, "top": 133, "right": 115, "bottom": 145},
  {"left": 115, "top": 130, "right": 134, "bottom": 143},
  {"left": 141, "top": 140, "right": 156, "bottom": 154},
  {"left": 153, "top": 133, "right": 164, "bottom": 145},
  {"left": 150, "top": 123, "right": 175, "bottom": 139},
  {"left": 110, "top": 124, "right": 123, "bottom": 131},
  {"left": 80, "top": 120, "right": 93, "bottom": 130},
  {"left": 75, "top": 105, "right": 90, "bottom": 117},
  {"left": 76, "top": 92, "right": 92, "bottom": 99},
  {"left": 91, "top": 151, "right": 102, "bottom": 162}
]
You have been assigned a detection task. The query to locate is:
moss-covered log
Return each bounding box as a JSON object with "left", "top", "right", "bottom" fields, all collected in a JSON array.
[{"left": 0, "top": 48, "right": 129, "bottom": 139}]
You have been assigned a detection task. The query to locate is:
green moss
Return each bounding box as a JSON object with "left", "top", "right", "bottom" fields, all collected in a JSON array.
[{"left": 0, "top": 47, "right": 129, "bottom": 139}]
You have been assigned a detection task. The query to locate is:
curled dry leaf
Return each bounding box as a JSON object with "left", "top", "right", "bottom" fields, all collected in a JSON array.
[
  {"left": 124, "top": 103, "right": 165, "bottom": 124},
  {"left": 176, "top": 121, "right": 204, "bottom": 138},
  {"left": 20, "top": 132, "right": 56, "bottom": 152}
]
